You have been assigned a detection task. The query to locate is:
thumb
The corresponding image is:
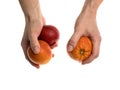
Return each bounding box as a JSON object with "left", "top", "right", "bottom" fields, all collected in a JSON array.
[
  {"left": 67, "top": 31, "right": 82, "bottom": 52},
  {"left": 29, "top": 34, "right": 40, "bottom": 54}
]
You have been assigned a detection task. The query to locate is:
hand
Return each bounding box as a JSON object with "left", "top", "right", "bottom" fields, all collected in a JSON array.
[
  {"left": 21, "top": 16, "right": 45, "bottom": 68},
  {"left": 67, "top": 11, "right": 101, "bottom": 64}
]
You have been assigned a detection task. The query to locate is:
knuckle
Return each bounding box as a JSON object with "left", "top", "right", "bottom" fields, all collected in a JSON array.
[
  {"left": 30, "top": 40, "right": 39, "bottom": 48},
  {"left": 94, "top": 53, "right": 99, "bottom": 58},
  {"left": 68, "top": 39, "right": 77, "bottom": 48},
  {"left": 98, "top": 35, "right": 102, "bottom": 42},
  {"left": 29, "top": 33, "right": 34, "bottom": 40},
  {"left": 69, "top": 39, "right": 76, "bottom": 46},
  {"left": 68, "top": 35, "right": 80, "bottom": 47}
]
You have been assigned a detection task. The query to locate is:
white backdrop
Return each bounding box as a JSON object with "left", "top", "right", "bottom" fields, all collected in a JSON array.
[{"left": 0, "top": 0, "right": 120, "bottom": 90}]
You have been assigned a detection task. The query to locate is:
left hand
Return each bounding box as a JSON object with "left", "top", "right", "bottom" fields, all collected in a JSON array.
[{"left": 67, "top": 11, "right": 101, "bottom": 64}]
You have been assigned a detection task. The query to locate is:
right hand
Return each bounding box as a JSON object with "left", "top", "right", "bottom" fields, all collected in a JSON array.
[{"left": 21, "top": 16, "right": 45, "bottom": 68}]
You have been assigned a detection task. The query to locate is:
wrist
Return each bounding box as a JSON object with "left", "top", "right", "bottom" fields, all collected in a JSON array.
[
  {"left": 19, "top": 0, "right": 42, "bottom": 23},
  {"left": 81, "top": 0, "right": 103, "bottom": 16},
  {"left": 25, "top": 12, "right": 42, "bottom": 23}
]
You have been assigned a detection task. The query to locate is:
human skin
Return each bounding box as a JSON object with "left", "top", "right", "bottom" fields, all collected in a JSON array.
[
  {"left": 67, "top": 0, "right": 103, "bottom": 64},
  {"left": 19, "top": 0, "right": 44, "bottom": 68},
  {"left": 19, "top": 0, "right": 103, "bottom": 68}
]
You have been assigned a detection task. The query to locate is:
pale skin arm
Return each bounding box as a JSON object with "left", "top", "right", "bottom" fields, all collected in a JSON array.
[
  {"left": 19, "top": 0, "right": 45, "bottom": 68},
  {"left": 67, "top": 0, "right": 103, "bottom": 64}
]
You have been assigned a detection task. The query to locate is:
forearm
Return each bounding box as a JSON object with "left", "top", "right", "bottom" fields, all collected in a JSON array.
[
  {"left": 19, "top": 0, "right": 42, "bottom": 22},
  {"left": 81, "top": 0, "right": 103, "bottom": 16}
]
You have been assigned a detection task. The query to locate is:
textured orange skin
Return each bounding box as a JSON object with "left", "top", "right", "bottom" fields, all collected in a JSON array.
[
  {"left": 27, "top": 40, "right": 52, "bottom": 65},
  {"left": 68, "top": 36, "right": 92, "bottom": 62}
]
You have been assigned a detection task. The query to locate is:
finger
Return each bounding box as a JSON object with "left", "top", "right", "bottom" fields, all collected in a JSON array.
[
  {"left": 21, "top": 39, "right": 29, "bottom": 60},
  {"left": 21, "top": 39, "right": 40, "bottom": 68},
  {"left": 29, "top": 34, "right": 40, "bottom": 54},
  {"left": 67, "top": 30, "right": 83, "bottom": 52},
  {"left": 27, "top": 59, "right": 40, "bottom": 68},
  {"left": 82, "top": 36, "right": 101, "bottom": 64}
]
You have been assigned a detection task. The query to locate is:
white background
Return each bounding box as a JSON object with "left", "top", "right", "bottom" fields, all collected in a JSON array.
[{"left": 0, "top": 0, "right": 120, "bottom": 90}]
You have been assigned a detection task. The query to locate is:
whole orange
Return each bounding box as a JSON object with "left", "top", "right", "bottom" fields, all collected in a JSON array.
[
  {"left": 27, "top": 40, "right": 52, "bottom": 65},
  {"left": 68, "top": 36, "right": 92, "bottom": 62}
]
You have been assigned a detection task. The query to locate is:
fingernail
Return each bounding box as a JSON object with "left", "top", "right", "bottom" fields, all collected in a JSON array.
[
  {"left": 68, "top": 45, "right": 73, "bottom": 51},
  {"left": 33, "top": 46, "right": 40, "bottom": 54}
]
